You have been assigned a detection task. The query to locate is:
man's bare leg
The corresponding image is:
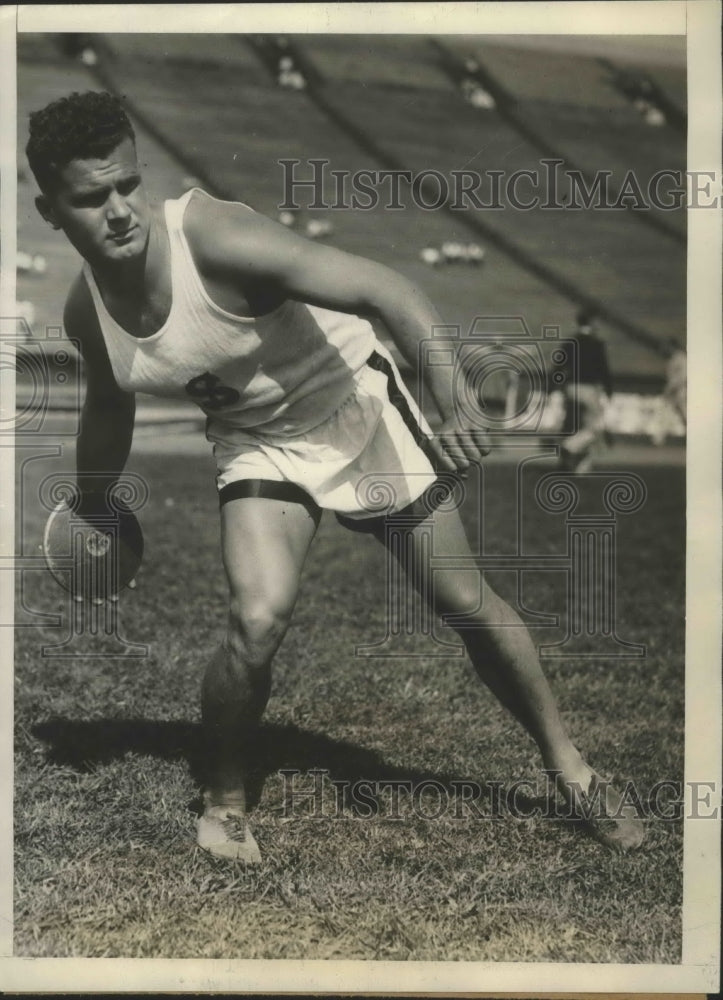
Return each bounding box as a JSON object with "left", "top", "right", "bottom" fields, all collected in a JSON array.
[
  {"left": 381, "top": 502, "right": 644, "bottom": 850},
  {"left": 199, "top": 496, "right": 319, "bottom": 861}
]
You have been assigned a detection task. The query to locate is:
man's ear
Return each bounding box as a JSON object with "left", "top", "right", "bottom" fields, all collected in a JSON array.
[{"left": 35, "top": 195, "right": 61, "bottom": 230}]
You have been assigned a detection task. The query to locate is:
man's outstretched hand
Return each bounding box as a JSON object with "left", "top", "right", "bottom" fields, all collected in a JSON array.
[{"left": 427, "top": 417, "right": 491, "bottom": 475}]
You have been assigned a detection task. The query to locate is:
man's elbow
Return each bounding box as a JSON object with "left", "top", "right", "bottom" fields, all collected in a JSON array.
[{"left": 356, "top": 265, "right": 420, "bottom": 319}]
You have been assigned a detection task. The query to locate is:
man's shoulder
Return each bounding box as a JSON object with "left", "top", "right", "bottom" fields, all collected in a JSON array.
[
  {"left": 184, "top": 189, "right": 258, "bottom": 242},
  {"left": 183, "top": 189, "right": 277, "bottom": 272}
]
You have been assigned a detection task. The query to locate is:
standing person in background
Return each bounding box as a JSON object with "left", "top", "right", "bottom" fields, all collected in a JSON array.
[
  {"left": 663, "top": 337, "right": 686, "bottom": 429},
  {"left": 558, "top": 310, "right": 613, "bottom": 473},
  {"left": 650, "top": 337, "right": 686, "bottom": 446}
]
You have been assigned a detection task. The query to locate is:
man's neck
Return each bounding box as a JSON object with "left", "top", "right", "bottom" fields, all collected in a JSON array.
[{"left": 91, "top": 205, "right": 165, "bottom": 299}]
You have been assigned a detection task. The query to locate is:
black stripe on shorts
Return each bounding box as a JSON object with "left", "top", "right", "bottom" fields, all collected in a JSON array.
[
  {"left": 366, "top": 349, "right": 432, "bottom": 457},
  {"left": 335, "top": 351, "right": 454, "bottom": 534},
  {"left": 219, "top": 478, "right": 321, "bottom": 519}
]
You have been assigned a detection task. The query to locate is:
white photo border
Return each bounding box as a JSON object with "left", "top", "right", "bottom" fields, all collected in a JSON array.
[{"left": 1, "top": 1, "right": 720, "bottom": 993}]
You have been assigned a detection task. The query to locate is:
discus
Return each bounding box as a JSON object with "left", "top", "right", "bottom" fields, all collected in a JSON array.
[{"left": 43, "top": 496, "right": 143, "bottom": 601}]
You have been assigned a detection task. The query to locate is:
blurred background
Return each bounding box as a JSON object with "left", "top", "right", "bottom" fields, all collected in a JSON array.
[{"left": 15, "top": 31, "right": 686, "bottom": 445}]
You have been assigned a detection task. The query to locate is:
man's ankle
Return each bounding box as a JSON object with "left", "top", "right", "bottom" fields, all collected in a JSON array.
[
  {"left": 541, "top": 748, "right": 591, "bottom": 787},
  {"left": 203, "top": 787, "right": 246, "bottom": 811}
]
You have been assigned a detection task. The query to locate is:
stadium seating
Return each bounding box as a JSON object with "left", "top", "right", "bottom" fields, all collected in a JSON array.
[{"left": 17, "top": 32, "right": 686, "bottom": 396}]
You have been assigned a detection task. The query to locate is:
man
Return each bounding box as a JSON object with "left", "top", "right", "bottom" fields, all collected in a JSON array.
[
  {"left": 559, "top": 310, "right": 613, "bottom": 473},
  {"left": 663, "top": 337, "right": 686, "bottom": 428},
  {"left": 26, "top": 91, "right": 643, "bottom": 861},
  {"left": 650, "top": 337, "right": 686, "bottom": 446}
]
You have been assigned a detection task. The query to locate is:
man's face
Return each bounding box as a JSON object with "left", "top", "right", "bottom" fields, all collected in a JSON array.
[{"left": 38, "top": 136, "right": 150, "bottom": 266}]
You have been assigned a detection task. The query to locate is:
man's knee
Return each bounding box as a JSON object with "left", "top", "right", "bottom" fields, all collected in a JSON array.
[
  {"left": 227, "top": 595, "right": 294, "bottom": 667},
  {"left": 436, "top": 574, "right": 503, "bottom": 627},
  {"left": 432, "top": 569, "right": 479, "bottom": 616}
]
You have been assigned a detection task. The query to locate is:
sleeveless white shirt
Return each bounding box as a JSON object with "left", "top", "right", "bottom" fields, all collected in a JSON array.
[{"left": 83, "top": 189, "right": 377, "bottom": 437}]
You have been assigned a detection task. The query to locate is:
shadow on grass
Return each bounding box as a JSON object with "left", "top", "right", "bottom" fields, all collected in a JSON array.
[{"left": 31, "top": 717, "right": 529, "bottom": 815}]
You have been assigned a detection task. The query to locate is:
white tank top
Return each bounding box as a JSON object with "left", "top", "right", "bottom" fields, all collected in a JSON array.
[{"left": 83, "top": 189, "right": 377, "bottom": 437}]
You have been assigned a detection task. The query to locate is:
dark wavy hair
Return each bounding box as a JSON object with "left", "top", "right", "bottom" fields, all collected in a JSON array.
[{"left": 26, "top": 91, "right": 136, "bottom": 194}]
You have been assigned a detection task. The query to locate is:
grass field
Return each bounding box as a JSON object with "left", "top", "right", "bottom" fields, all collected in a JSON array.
[{"left": 14, "top": 445, "right": 685, "bottom": 960}]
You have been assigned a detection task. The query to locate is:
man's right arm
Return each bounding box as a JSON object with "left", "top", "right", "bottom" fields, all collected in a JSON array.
[{"left": 64, "top": 275, "right": 136, "bottom": 505}]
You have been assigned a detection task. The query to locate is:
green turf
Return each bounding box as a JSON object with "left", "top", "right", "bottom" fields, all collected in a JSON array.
[{"left": 15, "top": 449, "right": 684, "bottom": 959}]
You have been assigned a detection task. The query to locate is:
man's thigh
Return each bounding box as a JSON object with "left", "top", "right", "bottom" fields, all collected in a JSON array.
[
  {"left": 221, "top": 496, "right": 320, "bottom": 609},
  {"left": 380, "top": 501, "right": 486, "bottom": 619}
]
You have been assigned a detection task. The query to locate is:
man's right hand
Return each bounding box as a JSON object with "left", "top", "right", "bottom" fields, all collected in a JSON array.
[{"left": 427, "top": 416, "right": 491, "bottom": 476}]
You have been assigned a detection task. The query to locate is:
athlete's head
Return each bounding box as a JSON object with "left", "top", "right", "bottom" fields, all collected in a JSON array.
[{"left": 27, "top": 91, "right": 150, "bottom": 266}]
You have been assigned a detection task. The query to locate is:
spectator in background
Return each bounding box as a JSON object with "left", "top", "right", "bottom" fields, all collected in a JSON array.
[
  {"left": 466, "top": 242, "right": 486, "bottom": 266},
  {"left": 651, "top": 337, "right": 686, "bottom": 445},
  {"left": 419, "top": 246, "right": 443, "bottom": 267},
  {"left": 664, "top": 338, "right": 686, "bottom": 427},
  {"left": 441, "top": 239, "right": 464, "bottom": 264},
  {"left": 558, "top": 311, "right": 613, "bottom": 473},
  {"left": 459, "top": 57, "right": 497, "bottom": 110},
  {"left": 277, "top": 55, "right": 306, "bottom": 91}
]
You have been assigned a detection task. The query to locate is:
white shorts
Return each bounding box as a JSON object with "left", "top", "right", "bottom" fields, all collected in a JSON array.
[{"left": 208, "top": 345, "right": 441, "bottom": 529}]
